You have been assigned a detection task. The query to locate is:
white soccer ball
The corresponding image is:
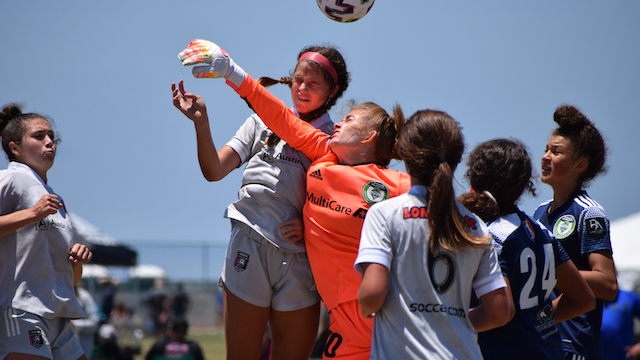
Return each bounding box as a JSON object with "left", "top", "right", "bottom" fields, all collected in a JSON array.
[{"left": 316, "top": 0, "right": 375, "bottom": 23}]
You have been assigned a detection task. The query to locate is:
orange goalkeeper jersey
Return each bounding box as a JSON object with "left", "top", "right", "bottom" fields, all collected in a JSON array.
[{"left": 236, "top": 76, "right": 411, "bottom": 310}]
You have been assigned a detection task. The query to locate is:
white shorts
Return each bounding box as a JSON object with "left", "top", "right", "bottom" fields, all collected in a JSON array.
[
  {"left": 0, "top": 307, "right": 85, "bottom": 360},
  {"left": 220, "top": 220, "right": 320, "bottom": 311}
]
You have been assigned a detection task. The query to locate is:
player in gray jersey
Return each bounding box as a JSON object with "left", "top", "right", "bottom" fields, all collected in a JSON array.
[
  {"left": 0, "top": 104, "right": 92, "bottom": 360},
  {"left": 173, "top": 44, "right": 350, "bottom": 360},
  {"left": 356, "top": 110, "right": 513, "bottom": 360}
]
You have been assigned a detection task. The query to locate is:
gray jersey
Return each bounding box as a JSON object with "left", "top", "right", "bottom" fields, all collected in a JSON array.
[
  {"left": 0, "top": 162, "right": 84, "bottom": 319},
  {"left": 225, "top": 110, "right": 333, "bottom": 252},
  {"left": 355, "top": 186, "right": 506, "bottom": 360}
]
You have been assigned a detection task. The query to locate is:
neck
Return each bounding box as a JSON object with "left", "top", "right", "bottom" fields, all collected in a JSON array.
[
  {"left": 549, "top": 183, "right": 580, "bottom": 213},
  {"left": 335, "top": 146, "right": 377, "bottom": 166}
]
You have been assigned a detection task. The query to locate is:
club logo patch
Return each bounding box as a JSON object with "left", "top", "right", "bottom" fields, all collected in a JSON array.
[
  {"left": 553, "top": 215, "right": 575, "bottom": 239},
  {"left": 29, "top": 329, "right": 44, "bottom": 348},
  {"left": 361, "top": 181, "right": 389, "bottom": 205},
  {"left": 537, "top": 305, "right": 553, "bottom": 324},
  {"left": 586, "top": 217, "right": 607, "bottom": 240},
  {"left": 234, "top": 250, "right": 250, "bottom": 273}
]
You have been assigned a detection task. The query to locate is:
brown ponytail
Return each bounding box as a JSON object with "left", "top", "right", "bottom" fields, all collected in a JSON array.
[{"left": 398, "top": 110, "right": 489, "bottom": 252}]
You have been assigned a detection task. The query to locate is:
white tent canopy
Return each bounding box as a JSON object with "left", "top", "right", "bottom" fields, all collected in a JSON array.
[
  {"left": 611, "top": 212, "right": 640, "bottom": 271},
  {"left": 70, "top": 212, "right": 137, "bottom": 266},
  {"left": 611, "top": 211, "right": 640, "bottom": 291},
  {"left": 128, "top": 264, "right": 167, "bottom": 279},
  {"left": 81, "top": 264, "right": 111, "bottom": 279}
]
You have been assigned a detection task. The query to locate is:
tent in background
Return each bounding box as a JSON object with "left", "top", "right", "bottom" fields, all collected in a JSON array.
[
  {"left": 611, "top": 211, "right": 640, "bottom": 291},
  {"left": 71, "top": 212, "right": 137, "bottom": 267}
]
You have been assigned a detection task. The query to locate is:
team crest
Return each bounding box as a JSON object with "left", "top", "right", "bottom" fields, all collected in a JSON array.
[
  {"left": 361, "top": 181, "right": 389, "bottom": 205},
  {"left": 553, "top": 215, "right": 575, "bottom": 239},
  {"left": 536, "top": 305, "right": 553, "bottom": 323},
  {"left": 29, "top": 329, "right": 45, "bottom": 348},
  {"left": 523, "top": 218, "right": 535, "bottom": 240},
  {"left": 586, "top": 217, "right": 607, "bottom": 239},
  {"left": 234, "top": 250, "right": 250, "bottom": 273}
]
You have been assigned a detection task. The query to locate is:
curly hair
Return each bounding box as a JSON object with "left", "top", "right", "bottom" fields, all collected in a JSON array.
[
  {"left": 458, "top": 138, "right": 536, "bottom": 223},
  {"left": 399, "top": 109, "right": 489, "bottom": 252},
  {"left": 551, "top": 105, "right": 607, "bottom": 189}
]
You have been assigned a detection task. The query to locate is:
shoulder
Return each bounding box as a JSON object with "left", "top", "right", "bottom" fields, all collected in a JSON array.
[
  {"left": 534, "top": 200, "right": 552, "bottom": 217},
  {"left": 0, "top": 168, "right": 39, "bottom": 193},
  {"left": 488, "top": 213, "right": 521, "bottom": 244},
  {"left": 574, "top": 192, "right": 608, "bottom": 218},
  {"left": 455, "top": 200, "right": 489, "bottom": 238}
]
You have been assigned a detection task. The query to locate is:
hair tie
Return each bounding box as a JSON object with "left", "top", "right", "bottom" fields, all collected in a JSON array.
[
  {"left": 438, "top": 155, "right": 447, "bottom": 164},
  {"left": 482, "top": 190, "right": 498, "bottom": 205},
  {"left": 298, "top": 52, "right": 339, "bottom": 85}
]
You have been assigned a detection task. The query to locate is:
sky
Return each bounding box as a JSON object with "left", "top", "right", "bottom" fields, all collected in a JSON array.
[{"left": 1, "top": 0, "right": 639, "bottom": 252}]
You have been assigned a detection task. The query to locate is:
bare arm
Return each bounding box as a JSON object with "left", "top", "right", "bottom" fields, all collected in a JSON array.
[
  {"left": 69, "top": 243, "right": 92, "bottom": 285},
  {"left": 552, "top": 259, "right": 595, "bottom": 323},
  {"left": 172, "top": 80, "right": 241, "bottom": 181},
  {"left": 0, "top": 194, "right": 62, "bottom": 238},
  {"left": 358, "top": 263, "right": 389, "bottom": 318},
  {"left": 582, "top": 250, "right": 618, "bottom": 301},
  {"left": 469, "top": 283, "right": 513, "bottom": 332}
]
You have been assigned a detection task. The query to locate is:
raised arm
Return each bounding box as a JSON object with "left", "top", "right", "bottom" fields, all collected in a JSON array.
[
  {"left": 177, "top": 39, "right": 331, "bottom": 162},
  {"left": 172, "top": 80, "right": 241, "bottom": 181}
]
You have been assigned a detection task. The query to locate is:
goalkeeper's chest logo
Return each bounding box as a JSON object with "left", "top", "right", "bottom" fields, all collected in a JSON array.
[{"left": 362, "top": 181, "right": 389, "bottom": 205}]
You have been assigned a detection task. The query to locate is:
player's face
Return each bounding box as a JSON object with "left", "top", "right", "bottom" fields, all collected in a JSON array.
[
  {"left": 291, "top": 61, "right": 336, "bottom": 116},
  {"left": 11, "top": 118, "right": 57, "bottom": 180},
  {"left": 330, "top": 108, "right": 373, "bottom": 156},
  {"left": 541, "top": 135, "right": 581, "bottom": 189}
]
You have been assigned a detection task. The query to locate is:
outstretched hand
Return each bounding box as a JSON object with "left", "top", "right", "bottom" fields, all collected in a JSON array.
[
  {"left": 177, "top": 39, "right": 247, "bottom": 88},
  {"left": 172, "top": 80, "right": 208, "bottom": 124}
]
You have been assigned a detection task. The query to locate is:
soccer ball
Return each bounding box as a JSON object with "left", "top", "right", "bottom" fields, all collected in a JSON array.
[{"left": 316, "top": 0, "right": 375, "bottom": 23}]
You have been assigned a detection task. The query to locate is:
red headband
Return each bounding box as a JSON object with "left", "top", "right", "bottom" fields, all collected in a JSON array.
[{"left": 298, "top": 52, "right": 339, "bottom": 85}]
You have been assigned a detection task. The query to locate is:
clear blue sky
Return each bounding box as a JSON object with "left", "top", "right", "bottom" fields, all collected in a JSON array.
[{"left": 1, "top": 0, "right": 639, "bottom": 247}]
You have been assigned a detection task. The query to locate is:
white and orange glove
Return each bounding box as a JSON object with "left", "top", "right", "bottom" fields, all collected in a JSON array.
[{"left": 177, "top": 39, "right": 247, "bottom": 89}]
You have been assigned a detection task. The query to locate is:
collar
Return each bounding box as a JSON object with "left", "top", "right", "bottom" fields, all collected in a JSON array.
[
  {"left": 8, "top": 161, "right": 48, "bottom": 187},
  {"left": 291, "top": 107, "right": 332, "bottom": 129},
  {"left": 408, "top": 185, "right": 429, "bottom": 196}
]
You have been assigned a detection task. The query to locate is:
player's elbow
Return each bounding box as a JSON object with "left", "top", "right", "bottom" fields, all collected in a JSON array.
[
  {"left": 601, "top": 281, "right": 618, "bottom": 301},
  {"left": 494, "top": 303, "right": 513, "bottom": 328}
]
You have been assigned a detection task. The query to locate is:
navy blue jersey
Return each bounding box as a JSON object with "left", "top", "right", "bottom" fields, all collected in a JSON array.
[
  {"left": 534, "top": 191, "right": 612, "bottom": 359},
  {"left": 478, "top": 210, "right": 569, "bottom": 360}
]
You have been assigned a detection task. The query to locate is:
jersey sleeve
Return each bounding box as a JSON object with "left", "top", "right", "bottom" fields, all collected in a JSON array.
[
  {"left": 0, "top": 172, "right": 21, "bottom": 215},
  {"left": 235, "top": 75, "right": 331, "bottom": 162},
  {"left": 354, "top": 202, "right": 393, "bottom": 274},
  {"left": 578, "top": 206, "right": 612, "bottom": 255},
  {"left": 225, "top": 115, "right": 262, "bottom": 164},
  {"left": 472, "top": 247, "right": 507, "bottom": 298},
  {"left": 553, "top": 237, "right": 570, "bottom": 266}
]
